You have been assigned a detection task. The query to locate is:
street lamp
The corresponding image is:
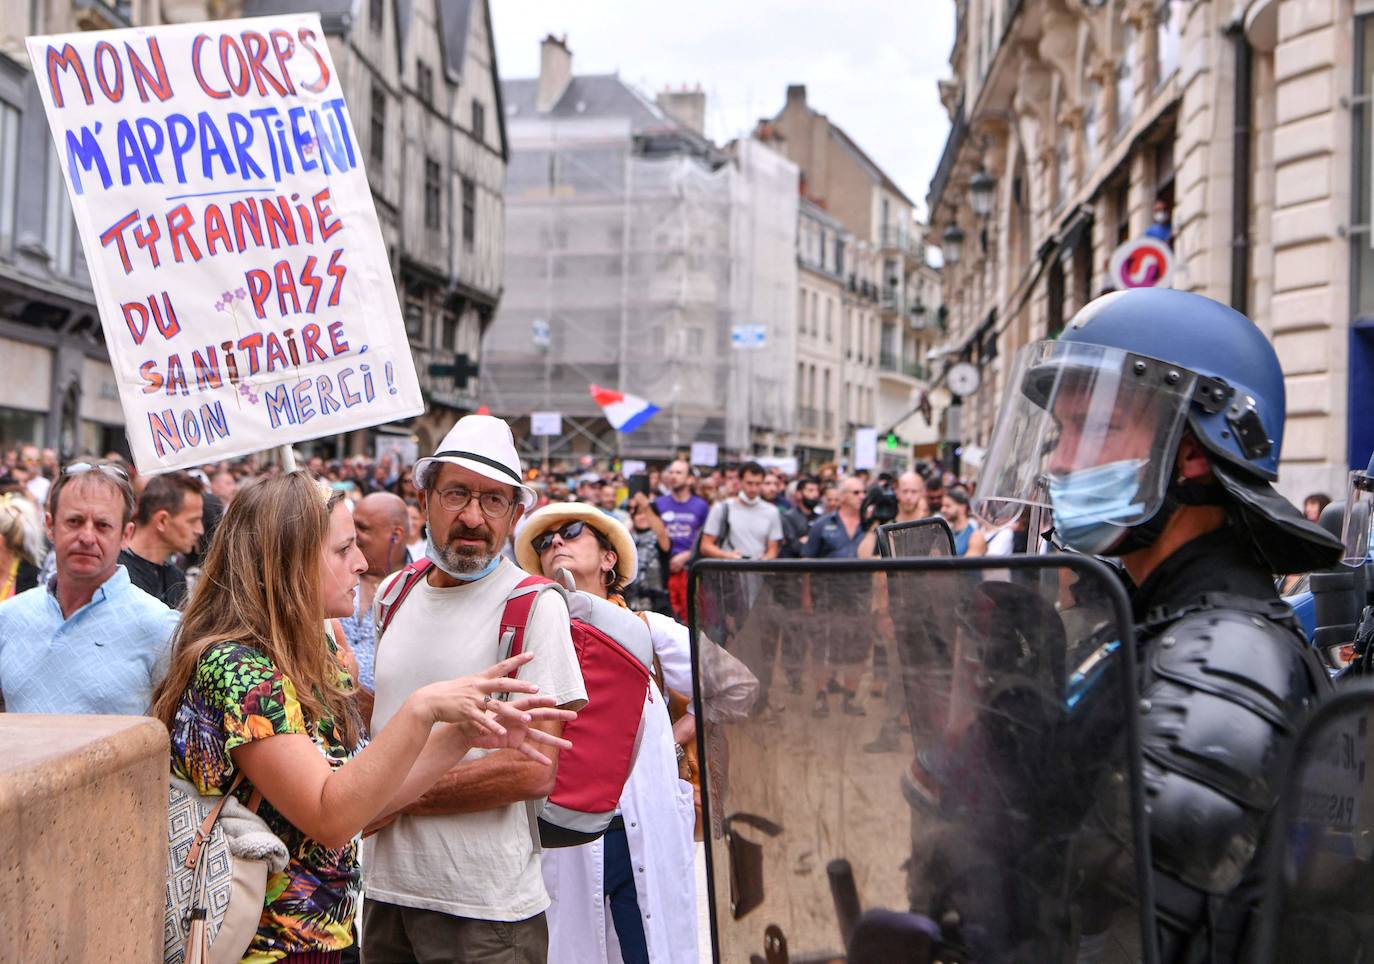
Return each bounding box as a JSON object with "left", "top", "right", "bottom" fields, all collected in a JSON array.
[
  {"left": 968, "top": 169, "right": 996, "bottom": 219},
  {"left": 942, "top": 224, "right": 966, "bottom": 266}
]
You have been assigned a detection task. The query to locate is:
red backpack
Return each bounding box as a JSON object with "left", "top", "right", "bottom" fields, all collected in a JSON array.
[{"left": 377, "top": 560, "right": 653, "bottom": 848}]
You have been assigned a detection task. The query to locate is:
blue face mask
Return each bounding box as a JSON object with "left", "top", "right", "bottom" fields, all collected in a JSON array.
[
  {"left": 425, "top": 533, "right": 501, "bottom": 582},
  {"left": 1047, "top": 459, "right": 1148, "bottom": 556}
]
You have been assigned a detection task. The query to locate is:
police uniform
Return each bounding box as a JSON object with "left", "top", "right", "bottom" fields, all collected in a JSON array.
[{"left": 974, "top": 288, "right": 1344, "bottom": 962}]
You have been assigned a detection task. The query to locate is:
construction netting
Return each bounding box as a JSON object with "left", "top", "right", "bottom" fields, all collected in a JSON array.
[{"left": 482, "top": 116, "right": 798, "bottom": 460}]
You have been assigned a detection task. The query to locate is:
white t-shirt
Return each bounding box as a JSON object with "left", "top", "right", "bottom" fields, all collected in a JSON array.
[
  {"left": 364, "top": 558, "right": 587, "bottom": 921},
  {"left": 985, "top": 526, "right": 1015, "bottom": 557},
  {"left": 703, "top": 497, "right": 782, "bottom": 560},
  {"left": 26, "top": 476, "right": 50, "bottom": 505}
]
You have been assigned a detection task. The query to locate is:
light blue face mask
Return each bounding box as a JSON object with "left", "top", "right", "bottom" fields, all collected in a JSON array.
[
  {"left": 425, "top": 533, "right": 501, "bottom": 581},
  {"left": 1047, "top": 459, "right": 1148, "bottom": 556}
]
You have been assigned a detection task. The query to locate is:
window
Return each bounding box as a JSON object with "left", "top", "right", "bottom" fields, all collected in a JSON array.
[
  {"left": 1116, "top": 23, "right": 1137, "bottom": 134},
  {"left": 1156, "top": 1, "right": 1182, "bottom": 85},
  {"left": 1353, "top": 17, "right": 1374, "bottom": 466},
  {"left": 1352, "top": 15, "right": 1374, "bottom": 316},
  {"left": 461, "top": 177, "right": 476, "bottom": 249},
  {"left": 424, "top": 157, "right": 442, "bottom": 230},
  {"left": 44, "top": 145, "right": 75, "bottom": 275},
  {"left": 1055, "top": 131, "right": 1071, "bottom": 211},
  {"left": 0, "top": 102, "right": 18, "bottom": 255},
  {"left": 442, "top": 311, "right": 458, "bottom": 350},
  {"left": 1112, "top": 179, "right": 1131, "bottom": 245},
  {"left": 472, "top": 99, "right": 486, "bottom": 145},
  {"left": 1047, "top": 258, "right": 1066, "bottom": 338},
  {"left": 824, "top": 297, "right": 832, "bottom": 342},
  {"left": 369, "top": 0, "right": 383, "bottom": 34},
  {"left": 416, "top": 60, "right": 433, "bottom": 105},
  {"left": 1082, "top": 78, "right": 1100, "bottom": 170},
  {"left": 370, "top": 83, "right": 386, "bottom": 165}
]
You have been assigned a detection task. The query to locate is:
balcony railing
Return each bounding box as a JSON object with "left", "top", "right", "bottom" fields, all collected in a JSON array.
[
  {"left": 879, "top": 353, "right": 931, "bottom": 382},
  {"left": 879, "top": 227, "right": 925, "bottom": 259},
  {"left": 799, "top": 406, "right": 819, "bottom": 430}
]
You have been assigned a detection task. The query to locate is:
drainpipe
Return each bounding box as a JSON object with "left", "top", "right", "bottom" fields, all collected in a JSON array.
[{"left": 1227, "top": 20, "right": 1253, "bottom": 315}]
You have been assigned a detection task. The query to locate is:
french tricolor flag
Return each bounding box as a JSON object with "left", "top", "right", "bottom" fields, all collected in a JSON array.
[{"left": 591, "top": 384, "right": 660, "bottom": 434}]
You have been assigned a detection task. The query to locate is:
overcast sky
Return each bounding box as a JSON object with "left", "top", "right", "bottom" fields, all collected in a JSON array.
[{"left": 490, "top": 1, "right": 956, "bottom": 219}]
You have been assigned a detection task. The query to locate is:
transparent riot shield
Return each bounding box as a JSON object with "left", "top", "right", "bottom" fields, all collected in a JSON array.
[
  {"left": 1257, "top": 688, "right": 1374, "bottom": 961},
  {"left": 689, "top": 556, "right": 1153, "bottom": 964},
  {"left": 875, "top": 516, "right": 955, "bottom": 558}
]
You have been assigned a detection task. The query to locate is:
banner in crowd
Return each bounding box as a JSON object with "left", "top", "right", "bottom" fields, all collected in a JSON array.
[{"left": 27, "top": 16, "right": 423, "bottom": 474}]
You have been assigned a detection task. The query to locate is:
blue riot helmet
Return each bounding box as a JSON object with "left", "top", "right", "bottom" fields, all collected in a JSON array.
[
  {"left": 1341, "top": 452, "right": 1374, "bottom": 566},
  {"left": 974, "top": 288, "right": 1343, "bottom": 572}
]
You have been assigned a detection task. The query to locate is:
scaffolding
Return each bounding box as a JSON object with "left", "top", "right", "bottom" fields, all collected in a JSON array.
[{"left": 481, "top": 109, "right": 798, "bottom": 462}]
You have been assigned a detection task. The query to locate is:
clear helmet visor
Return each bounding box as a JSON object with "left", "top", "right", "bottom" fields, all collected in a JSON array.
[
  {"left": 1341, "top": 470, "right": 1374, "bottom": 566},
  {"left": 973, "top": 340, "right": 1198, "bottom": 554}
]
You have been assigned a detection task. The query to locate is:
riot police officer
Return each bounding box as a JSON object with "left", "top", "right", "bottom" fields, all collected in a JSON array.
[{"left": 974, "top": 288, "right": 1345, "bottom": 962}]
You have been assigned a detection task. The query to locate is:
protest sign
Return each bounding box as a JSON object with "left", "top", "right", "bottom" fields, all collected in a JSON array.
[
  {"left": 853, "top": 427, "right": 878, "bottom": 470},
  {"left": 26, "top": 15, "right": 423, "bottom": 474},
  {"left": 373, "top": 434, "right": 418, "bottom": 469},
  {"left": 690, "top": 441, "right": 719, "bottom": 467},
  {"left": 530, "top": 411, "right": 562, "bottom": 436}
]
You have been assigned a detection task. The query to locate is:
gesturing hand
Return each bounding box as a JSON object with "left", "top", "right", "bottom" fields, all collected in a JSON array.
[
  {"left": 413, "top": 652, "right": 576, "bottom": 765},
  {"left": 467, "top": 695, "right": 577, "bottom": 765}
]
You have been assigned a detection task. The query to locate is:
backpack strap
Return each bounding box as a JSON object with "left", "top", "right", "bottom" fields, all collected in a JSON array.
[
  {"left": 376, "top": 558, "right": 434, "bottom": 637},
  {"left": 498, "top": 575, "right": 560, "bottom": 661}
]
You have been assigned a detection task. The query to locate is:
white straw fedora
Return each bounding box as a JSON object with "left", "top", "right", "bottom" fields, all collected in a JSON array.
[{"left": 413, "top": 415, "right": 538, "bottom": 509}]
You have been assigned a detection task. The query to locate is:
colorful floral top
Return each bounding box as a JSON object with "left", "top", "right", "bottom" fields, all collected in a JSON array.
[{"left": 168, "top": 638, "right": 359, "bottom": 963}]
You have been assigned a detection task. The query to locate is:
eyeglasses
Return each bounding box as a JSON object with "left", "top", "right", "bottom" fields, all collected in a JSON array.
[
  {"left": 532, "top": 520, "right": 588, "bottom": 554},
  {"left": 64, "top": 461, "right": 129, "bottom": 481},
  {"left": 433, "top": 485, "right": 515, "bottom": 519}
]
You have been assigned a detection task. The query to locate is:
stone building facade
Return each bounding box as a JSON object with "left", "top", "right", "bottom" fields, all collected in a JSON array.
[
  {"left": 769, "top": 85, "right": 943, "bottom": 473},
  {"left": 0, "top": 0, "right": 147, "bottom": 458},
  {"left": 928, "top": 0, "right": 1365, "bottom": 500}
]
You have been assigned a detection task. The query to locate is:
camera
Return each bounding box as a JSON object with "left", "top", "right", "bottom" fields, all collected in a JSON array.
[{"left": 860, "top": 481, "right": 898, "bottom": 529}]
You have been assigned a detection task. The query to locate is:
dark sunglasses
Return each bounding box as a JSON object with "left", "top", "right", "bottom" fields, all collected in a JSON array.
[{"left": 532, "top": 520, "right": 587, "bottom": 554}]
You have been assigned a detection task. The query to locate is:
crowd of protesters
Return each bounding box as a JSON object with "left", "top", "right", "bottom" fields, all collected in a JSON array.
[{"left": 0, "top": 427, "right": 994, "bottom": 964}]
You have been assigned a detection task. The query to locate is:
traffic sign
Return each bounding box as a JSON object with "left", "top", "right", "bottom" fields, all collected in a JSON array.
[
  {"left": 532, "top": 318, "right": 551, "bottom": 348},
  {"left": 1108, "top": 237, "right": 1174, "bottom": 289},
  {"left": 730, "top": 323, "right": 766, "bottom": 349}
]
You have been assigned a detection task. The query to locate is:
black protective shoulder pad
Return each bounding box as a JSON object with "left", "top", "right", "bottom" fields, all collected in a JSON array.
[{"left": 1140, "top": 608, "right": 1328, "bottom": 895}]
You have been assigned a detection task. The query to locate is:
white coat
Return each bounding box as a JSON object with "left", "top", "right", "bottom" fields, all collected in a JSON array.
[{"left": 542, "top": 613, "right": 699, "bottom": 964}]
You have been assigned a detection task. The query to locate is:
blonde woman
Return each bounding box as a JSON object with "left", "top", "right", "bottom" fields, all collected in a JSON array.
[
  {"left": 0, "top": 491, "right": 45, "bottom": 601},
  {"left": 151, "top": 473, "right": 574, "bottom": 963}
]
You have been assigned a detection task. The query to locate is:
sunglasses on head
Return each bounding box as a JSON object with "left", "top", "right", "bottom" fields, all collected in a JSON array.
[
  {"left": 64, "top": 461, "right": 129, "bottom": 481},
  {"left": 532, "top": 520, "right": 588, "bottom": 554}
]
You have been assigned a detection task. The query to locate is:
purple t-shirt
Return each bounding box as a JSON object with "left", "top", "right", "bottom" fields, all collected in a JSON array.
[{"left": 655, "top": 493, "right": 711, "bottom": 556}]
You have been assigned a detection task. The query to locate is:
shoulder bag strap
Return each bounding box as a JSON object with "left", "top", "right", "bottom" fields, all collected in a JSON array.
[{"left": 184, "top": 771, "right": 246, "bottom": 871}]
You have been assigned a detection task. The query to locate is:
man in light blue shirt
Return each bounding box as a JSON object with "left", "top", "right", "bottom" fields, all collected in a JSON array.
[{"left": 0, "top": 461, "right": 177, "bottom": 715}]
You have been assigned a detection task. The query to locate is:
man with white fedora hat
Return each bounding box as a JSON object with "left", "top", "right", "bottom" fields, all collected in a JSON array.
[{"left": 363, "top": 414, "right": 587, "bottom": 963}]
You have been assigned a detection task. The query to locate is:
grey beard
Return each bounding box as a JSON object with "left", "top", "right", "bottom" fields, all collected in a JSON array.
[{"left": 429, "top": 539, "right": 495, "bottom": 576}]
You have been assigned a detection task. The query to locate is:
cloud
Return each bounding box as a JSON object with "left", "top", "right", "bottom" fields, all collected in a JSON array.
[{"left": 490, "top": 0, "right": 955, "bottom": 218}]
